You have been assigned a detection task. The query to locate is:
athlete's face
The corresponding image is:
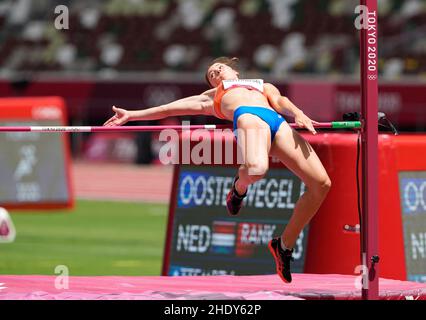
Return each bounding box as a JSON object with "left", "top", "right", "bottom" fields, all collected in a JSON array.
[{"left": 207, "top": 63, "right": 239, "bottom": 87}]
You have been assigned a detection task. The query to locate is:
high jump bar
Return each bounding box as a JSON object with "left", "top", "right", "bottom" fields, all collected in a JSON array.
[{"left": 0, "top": 121, "right": 361, "bottom": 133}]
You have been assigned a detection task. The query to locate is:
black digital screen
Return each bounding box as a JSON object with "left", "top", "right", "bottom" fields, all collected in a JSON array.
[
  {"left": 0, "top": 120, "right": 71, "bottom": 207},
  {"left": 399, "top": 171, "right": 426, "bottom": 283},
  {"left": 166, "top": 165, "right": 308, "bottom": 276}
]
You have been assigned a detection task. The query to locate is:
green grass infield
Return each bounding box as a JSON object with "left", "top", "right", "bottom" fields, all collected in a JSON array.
[{"left": 0, "top": 200, "right": 168, "bottom": 276}]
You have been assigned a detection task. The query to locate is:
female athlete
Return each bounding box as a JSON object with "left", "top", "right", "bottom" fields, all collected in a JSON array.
[{"left": 103, "top": 57, "right": 332, "bottom": 284}]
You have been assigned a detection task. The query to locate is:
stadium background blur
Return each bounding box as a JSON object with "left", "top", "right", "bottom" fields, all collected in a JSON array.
[
  {"left": 1, "top": 0, "right": 425, "bottom": 163},
  {"left": 0, "top": 0, "right": 425, "bottom": 276}
]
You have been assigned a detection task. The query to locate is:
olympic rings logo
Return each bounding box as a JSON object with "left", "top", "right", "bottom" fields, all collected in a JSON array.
[{"left": 368, "top": 75, "right": 377, "bottom": 80}]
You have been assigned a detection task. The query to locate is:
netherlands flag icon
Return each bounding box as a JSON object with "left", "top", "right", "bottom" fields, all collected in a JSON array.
[{"left": 210, "top": 221, "right": 236, "bottom": 255}]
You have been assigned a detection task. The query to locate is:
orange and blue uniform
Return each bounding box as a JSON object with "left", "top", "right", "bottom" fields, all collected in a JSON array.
[{"left": 213, "top": 79, "right": 286, "bottom": 141}]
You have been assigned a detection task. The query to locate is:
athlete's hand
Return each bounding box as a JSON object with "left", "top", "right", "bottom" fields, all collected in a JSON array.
[
  {"left": 294, "top": 111, "right": 320, "bottom": 135},
  {"left": 103, "top": 106, "right": 131, "bottom": 126}
]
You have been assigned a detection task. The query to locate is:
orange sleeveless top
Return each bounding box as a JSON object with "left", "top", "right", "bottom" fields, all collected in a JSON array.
[{"left": 213, "top": 80, "right": 269, "bottom": 119}]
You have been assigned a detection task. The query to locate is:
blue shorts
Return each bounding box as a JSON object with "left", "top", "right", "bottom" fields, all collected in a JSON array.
[{"left": 233, "top": 106, "right": 286, "bottom": 142}]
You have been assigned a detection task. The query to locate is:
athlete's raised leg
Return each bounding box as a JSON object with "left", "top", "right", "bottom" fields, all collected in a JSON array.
[
  {"left": 234, "top": 114, "right": 271, "bottom": 194},
  {"left": 226, "top": 113, "right": 271, "bottom": 215}
]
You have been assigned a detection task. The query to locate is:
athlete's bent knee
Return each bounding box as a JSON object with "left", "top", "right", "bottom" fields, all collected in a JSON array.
[
  {"left": 310, "top": 176, "right": 332, "bottom": 198},
  {"left": 246, "top": 162, "right": 268, "bottom": 179}
]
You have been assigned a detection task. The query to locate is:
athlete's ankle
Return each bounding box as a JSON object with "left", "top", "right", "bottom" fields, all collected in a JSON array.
[
  {"left": 280, "top": 237, "right": 293, "bottom": 252},
  {"left": 234, "top": 179, "right": 247, "bottom": 197}
]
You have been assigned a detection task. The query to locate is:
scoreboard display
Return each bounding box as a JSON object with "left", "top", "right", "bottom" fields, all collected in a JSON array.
[
  {"left": 163, "top": 165, "right": 308, "bottom": 276},
  {"left": 0, "top": 97, "right": 73, "bottom": 209},
  {"left": 399, "top": 171, "right": 426, "bottom": 282}
]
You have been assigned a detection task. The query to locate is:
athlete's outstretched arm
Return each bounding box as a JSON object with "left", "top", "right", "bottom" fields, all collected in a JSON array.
[
  {"left": 264, "top": 83, "right": 319, "bottom": 134},
  {"left": 103, "top": 89, "right": 215, "bottom": 126}
]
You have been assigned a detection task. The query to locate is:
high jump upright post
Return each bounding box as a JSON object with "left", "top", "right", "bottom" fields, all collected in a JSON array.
[{"left": 360, "top": 0, "right": 379, "bottom": 300}]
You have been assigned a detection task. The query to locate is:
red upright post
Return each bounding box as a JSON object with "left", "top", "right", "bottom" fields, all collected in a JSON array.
[{"left": 360, "top": 0, "right": 379, "bottom": 299}]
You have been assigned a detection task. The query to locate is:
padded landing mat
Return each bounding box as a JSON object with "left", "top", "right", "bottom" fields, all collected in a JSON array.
[{"left": 1, "top": 274, "right": 425, "bottom": 300}]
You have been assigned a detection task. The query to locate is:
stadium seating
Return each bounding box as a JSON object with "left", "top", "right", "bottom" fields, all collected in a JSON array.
[{"left": 0, "top": 0, "right": 425, "bottom": 77}]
